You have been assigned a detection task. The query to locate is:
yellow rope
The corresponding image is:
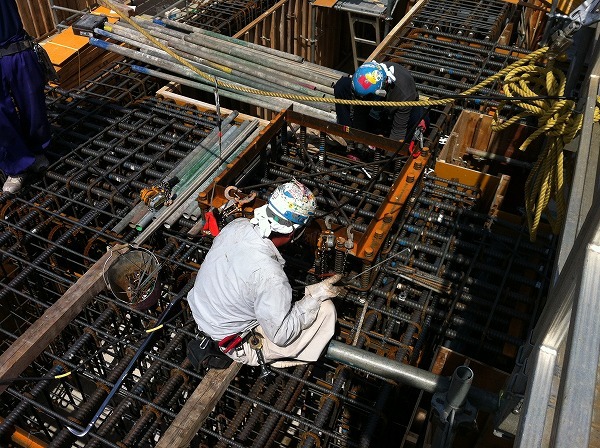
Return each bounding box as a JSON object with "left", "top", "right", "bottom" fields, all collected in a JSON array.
[{"left": 490, "top": 59, "right": 598, "bottom": 241}]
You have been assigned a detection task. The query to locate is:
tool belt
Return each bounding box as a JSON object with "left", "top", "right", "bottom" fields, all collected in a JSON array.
[
  {"left": 0, "top": 39, "right": 33, "bottom": 58},
  {"left": 0, "top": 37, "right": 58, "bottom": 83},
  {"left": 187, "top": 334, "right": 233, "bottom": 370}
]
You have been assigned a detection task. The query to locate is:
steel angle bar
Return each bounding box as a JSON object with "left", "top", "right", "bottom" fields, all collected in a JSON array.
[{"left": 132, "top": 118, "right": 259, "bottom": 245}]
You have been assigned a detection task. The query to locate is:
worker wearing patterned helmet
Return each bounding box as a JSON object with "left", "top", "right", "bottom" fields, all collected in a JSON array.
[
  {"left": 334, "top": 60, "right": 422, "bottom": 142},
  {"left": 187, "top": 180, "right": 342, "bottom": 369}
]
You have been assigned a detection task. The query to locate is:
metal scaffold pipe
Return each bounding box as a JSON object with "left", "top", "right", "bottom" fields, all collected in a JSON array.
[
  {"left": 98, "top": 25, "right": 333, "bottom": 100},
  {"left": 101, "top": 20, "right": 338, "bottom": 97},
  {"left": 131, "top": 20, "right": 337, "bottom": 90},
  {"left": 157, "top": 17, "right": 306, "bottom": 63},
  {"left": 132, "top": 65, "right": 337, "bottom": 121},
  {"left": 325, "top": 340, "right": 499, "bottom": 413}
]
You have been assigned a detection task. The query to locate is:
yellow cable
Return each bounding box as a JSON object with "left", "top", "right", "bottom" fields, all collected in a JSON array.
[{"left": 146, "top": 324, "right": 164, "bottom": 333}]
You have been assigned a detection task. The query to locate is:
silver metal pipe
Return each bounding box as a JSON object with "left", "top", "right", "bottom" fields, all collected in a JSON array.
[
  {"left": 326, "top": 340, "right": 499, "bottom": 412},
  {"left": 157, "top": 17, "right": 305, "bottom": 63},
  {"left": 465, "top": 147, "right": 532, "bottom": 169},
  {"left": 89, "top": 39, "right": 336, "bottom": 120},
  {"left": 114, "top": 21, "right": 337, "bottom": 95},
  {"left": 131, "top": 65, "right": 337, "bottom": 122},
  {"left": 97, "top": 26, "right": 288, "bottom": 97},
  {"left": 185, "top": 33, "right": 337, "bottom": 87},
  {"left": 446, "top": 366, "right": 473, "bottom": 409},
  {"left": 326, "top": 340, "right": 445, "bottom": 392}
]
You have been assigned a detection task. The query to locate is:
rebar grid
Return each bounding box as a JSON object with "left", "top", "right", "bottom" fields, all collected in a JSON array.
[
  {"left": 0, "top": 1, "right": 558, "bottom": 440},
  {"left": 378, "top": 0, "right": 525, "bottom": 110}
]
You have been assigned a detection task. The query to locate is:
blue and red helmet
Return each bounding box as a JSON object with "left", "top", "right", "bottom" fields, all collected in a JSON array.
[{"left": 352, "top": 62, "right": 386, "bottom": 98}]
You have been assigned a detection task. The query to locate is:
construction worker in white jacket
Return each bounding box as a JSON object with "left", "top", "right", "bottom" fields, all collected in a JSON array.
[{"left": 187, "top": 180, "right": 342, "bottom": 368}]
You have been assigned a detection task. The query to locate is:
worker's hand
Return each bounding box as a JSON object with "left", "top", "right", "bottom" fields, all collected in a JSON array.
[{"left": 305, "top": 274, "right": 345, "bottom": 302}]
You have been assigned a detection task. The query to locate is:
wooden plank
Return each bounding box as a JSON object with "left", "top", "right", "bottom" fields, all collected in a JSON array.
[
  {"left": 313, "top": 0, "right": 337, "bottom": 7},
  {"left": 488, "top": 174, "right": 511, "bottom": 217},
  {"left": 42, "top": 28, "right": 90, "bottom": 67},
  {"left": 471, "top": 114, "right": 493, "bottom": 152},
  {"left": 156, "top": 88, "right": 270, "bottom": 127},
  {"left": 0, "top": 245, "right": 129, "bottom": 395},
  {"left": 497, "top": 22, "right": 514, "bottom": 46},
  {"left": 155, "top": 362, "right": 242, "bottom": 448},
  {"left": 437, "top": 131, "right": 455, "bottom": 162}
]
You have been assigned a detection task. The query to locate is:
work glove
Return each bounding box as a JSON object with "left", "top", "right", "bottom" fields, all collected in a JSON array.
[
  {"left": 305, "top": 274, "right": 344, "bottom": 302},
  {"left": 295, "top": 274, "right": 344, "bottom": 330}
]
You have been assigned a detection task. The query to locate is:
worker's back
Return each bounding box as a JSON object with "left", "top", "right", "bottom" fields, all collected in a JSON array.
[{"left": 186, "top": 218, "right": 292, "bottom": 341}]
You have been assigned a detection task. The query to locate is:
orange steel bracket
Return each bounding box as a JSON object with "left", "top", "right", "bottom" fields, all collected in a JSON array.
[{"left": 352, "top": 151, "right": 431, "bottom": 260}]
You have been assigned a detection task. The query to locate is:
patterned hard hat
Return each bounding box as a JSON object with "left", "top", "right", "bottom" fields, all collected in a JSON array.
[
  {"left": 352, "top": 61, "right": 386, "bottom": 97},
  {"left": 267, "top": 180, "right": 316, "bottom": 225}
]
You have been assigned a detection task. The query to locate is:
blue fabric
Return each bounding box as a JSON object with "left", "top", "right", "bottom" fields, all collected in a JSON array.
[
  {"left": 1, "top": 0, "right": 24, "bottom": 46},
  {"left": 0, "top": 47, "right": 51, "bottom": 175}
]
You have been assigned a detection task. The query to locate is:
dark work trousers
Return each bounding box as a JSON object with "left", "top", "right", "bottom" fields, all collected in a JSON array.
[
  {"left": 333, "top": 75, "right": 354, "bottom": 127},
  {"left": 0, "top": 47, "right": 50, "bottom": 176}
]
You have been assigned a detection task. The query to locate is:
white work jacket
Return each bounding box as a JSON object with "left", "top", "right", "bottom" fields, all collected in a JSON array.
[{"left": 187, "top": 218, "right": 321, "bottom": 347}]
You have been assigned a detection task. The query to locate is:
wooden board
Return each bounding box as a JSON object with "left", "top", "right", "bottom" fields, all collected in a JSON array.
[
  {"left": 0, "top": 245, "right": 129, "bottom": 395},
  {"left": 41, "top": 28, "right": 90, "bottom": 67},
  {"left": 155, "top": 362, "right": 242, "bottom": 448},
  {"left": 313, "top": 0, "right": 338, "bottom": 6},
  {"left": 16, "top": 0, "right": 54, "bottom": 39}
]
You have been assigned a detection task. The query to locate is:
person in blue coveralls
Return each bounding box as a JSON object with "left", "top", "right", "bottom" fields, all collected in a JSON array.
[{"left": 0, "top": 0, "right": 51, "bottom": 194}]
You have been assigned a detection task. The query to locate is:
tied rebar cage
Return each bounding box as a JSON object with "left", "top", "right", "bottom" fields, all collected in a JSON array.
[
  {"left": 1, "top": 99, "right": 555, "bottom": 448},
  {"left": 0, "top": 0, "right": 560, "bottom": 445}
]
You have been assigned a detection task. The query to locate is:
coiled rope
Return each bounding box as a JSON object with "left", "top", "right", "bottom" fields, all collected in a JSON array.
[{"left": 491, "top": 57, "right": 600, "bottom": 241}]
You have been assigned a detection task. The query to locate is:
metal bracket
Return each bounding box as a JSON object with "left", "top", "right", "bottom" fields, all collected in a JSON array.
[{"left": 546, "top": 0, "right": 600, "bottom": 56}]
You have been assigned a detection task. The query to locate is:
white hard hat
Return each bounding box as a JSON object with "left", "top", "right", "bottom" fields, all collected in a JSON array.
[{"left": 267, "top": 180, "right": 316, "bottom": 226}]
